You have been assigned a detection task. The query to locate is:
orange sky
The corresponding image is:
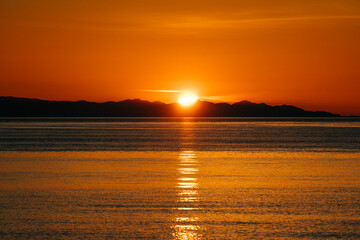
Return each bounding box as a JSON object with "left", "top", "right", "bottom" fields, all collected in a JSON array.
[{"left": 0, "top": 0, "right": 359, "bottom": 115}]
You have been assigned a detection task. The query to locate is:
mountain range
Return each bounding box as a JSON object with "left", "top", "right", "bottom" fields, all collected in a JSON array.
[{"left": 0, "top": 96, "right": 340, "bottom": 117}]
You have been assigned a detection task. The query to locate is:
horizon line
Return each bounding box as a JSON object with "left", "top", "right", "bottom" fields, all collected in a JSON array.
[{"left": 1, "top": 95, "right": 354, "bottom": 116}]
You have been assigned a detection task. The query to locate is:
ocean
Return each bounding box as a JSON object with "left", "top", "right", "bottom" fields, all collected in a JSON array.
[{"left": 0, "top": 117, "right": 359, "bottom": 239}]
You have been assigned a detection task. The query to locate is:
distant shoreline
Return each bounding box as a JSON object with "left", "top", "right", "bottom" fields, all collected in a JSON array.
[{"left": 0, "top": 96, "right": 342, "bottom": 117}]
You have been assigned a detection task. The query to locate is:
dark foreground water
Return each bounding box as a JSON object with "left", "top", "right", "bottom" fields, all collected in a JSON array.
[{"left": 0, "top": 117, "right": 359, "bottom": 239}]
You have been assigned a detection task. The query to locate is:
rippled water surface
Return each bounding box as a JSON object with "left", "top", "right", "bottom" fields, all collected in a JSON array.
[{"left": 0, "top": 118, "right": 359, "bottom": 239}]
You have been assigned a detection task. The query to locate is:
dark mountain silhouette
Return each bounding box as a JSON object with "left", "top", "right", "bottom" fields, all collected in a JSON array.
[{"left": 0, "top": 96, "right": 340, "bottom": 117}]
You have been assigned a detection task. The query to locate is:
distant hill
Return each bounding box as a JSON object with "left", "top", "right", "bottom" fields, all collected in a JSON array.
[{"left": 0, "top": 96, "right": 340, "bottom": 117}]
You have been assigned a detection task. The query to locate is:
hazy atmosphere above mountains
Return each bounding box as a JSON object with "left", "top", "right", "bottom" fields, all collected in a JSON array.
[{"left": 0, "top": 0, "right": 359, "bottom": 115}]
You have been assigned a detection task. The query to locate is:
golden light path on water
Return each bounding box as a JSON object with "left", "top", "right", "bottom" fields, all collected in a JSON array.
[
  {"left": 173, "top": 150, "right": 201, "bottom": 240},
  {"left": 172, "top": 118, "right": 202, "bottom": 240}
]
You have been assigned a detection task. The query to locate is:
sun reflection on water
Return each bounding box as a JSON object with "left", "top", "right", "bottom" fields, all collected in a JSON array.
[{"left": 172, "top": 150, "right": 202, "bottom": 240}]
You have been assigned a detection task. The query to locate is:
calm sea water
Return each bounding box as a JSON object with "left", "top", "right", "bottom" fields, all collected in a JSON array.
[{"left": 0, "top": 117, "right": 359, "bottom": 239}]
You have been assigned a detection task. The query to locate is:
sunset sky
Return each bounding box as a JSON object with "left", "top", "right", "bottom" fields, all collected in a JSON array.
[{"left": 1, "top": 0, "right": 359, "bottom": 115}]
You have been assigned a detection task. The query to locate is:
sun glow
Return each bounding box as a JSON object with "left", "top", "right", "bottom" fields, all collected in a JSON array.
[{"left": 178, "top": 93, "right": 199, "bottom": 107}]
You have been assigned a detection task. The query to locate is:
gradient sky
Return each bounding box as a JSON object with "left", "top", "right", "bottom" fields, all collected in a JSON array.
[{"left": 1, "top": 0, "right": 359, "bottom": 115}]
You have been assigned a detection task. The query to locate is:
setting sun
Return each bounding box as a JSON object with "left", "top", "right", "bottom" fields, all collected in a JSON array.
[{"left": 178, "top": 93, "right": 199, "bottom": 107}]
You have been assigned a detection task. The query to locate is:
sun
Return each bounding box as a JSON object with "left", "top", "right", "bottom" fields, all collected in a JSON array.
[{"left": 178, "top": 93, "right": 199, "bottom": 107}]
